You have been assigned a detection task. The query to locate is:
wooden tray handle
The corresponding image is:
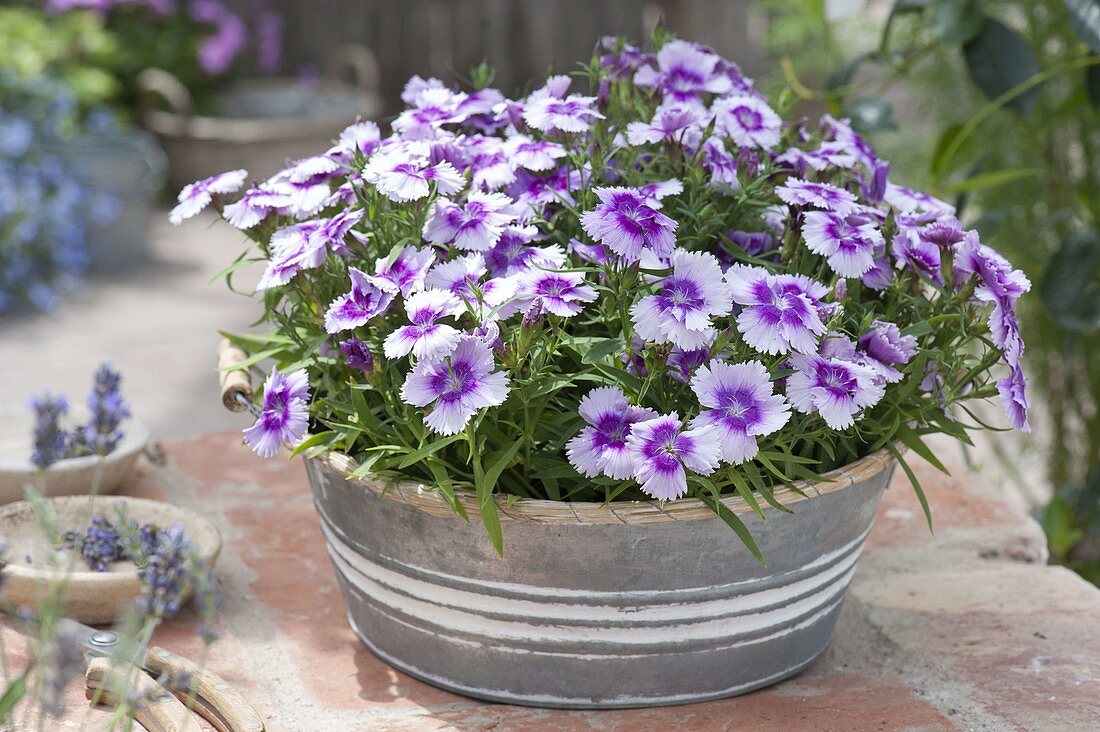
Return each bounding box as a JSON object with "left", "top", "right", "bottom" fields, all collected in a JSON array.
[
  {"left": 323, "top": 44, "right": 381, "bottom": 93},
  {"left": 144, "top": 646, "right": 266, "bottom": 732},
  {"left": 85, "top": 657, "right": 202, "bottom": 732},
  {"left": 137, "top": 68, "right": 194, "bottom": 117},
  {"left": 218, "top": 338, "right": 253, "bottom": 413}
]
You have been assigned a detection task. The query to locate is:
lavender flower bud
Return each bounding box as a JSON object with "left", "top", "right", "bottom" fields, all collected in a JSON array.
[
  {"left": 77, "top": 362, "right": 130, "bottom": 457},
  {"left": 866, "top": 160, "right": 890, "bottom": 203}
]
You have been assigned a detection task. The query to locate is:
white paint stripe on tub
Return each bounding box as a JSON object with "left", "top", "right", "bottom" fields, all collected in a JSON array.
[{"left": 325, "top": 536, "right": 858, "bottom": 646}]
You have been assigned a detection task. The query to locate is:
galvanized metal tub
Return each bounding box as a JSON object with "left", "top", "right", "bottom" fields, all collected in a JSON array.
[{"left": 305, "top": 449, "right": 895, "bottom": 709}]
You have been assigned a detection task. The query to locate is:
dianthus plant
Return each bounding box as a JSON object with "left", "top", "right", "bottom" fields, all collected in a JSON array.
[{"left": 179, "top": 36, "right": 1030, "bottom": 556}]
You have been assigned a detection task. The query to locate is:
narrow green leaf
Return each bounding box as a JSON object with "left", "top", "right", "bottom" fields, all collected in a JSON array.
[
  {"left": 581, "top": 337, "right": 626, "bottom": 364},
  {"left": 699, "top": 495, "right": 765, "bottom": 566},
  {"left": 398, "top": 433, "right": 465, "bottom": 469},
  {"left": 894, "top": 424, "right": 951, "bottom": 475},
  {"left": 889, "top": 444, "right": 934, "bottom": 533},
  {"left": 0, "top": 671, "right": 27, "bottom": 723}
]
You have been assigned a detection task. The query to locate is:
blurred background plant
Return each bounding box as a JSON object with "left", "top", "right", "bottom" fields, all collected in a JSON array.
[
  {"left": 761, "top": 0, "right": 1100, "bottom": 582},
  {"left": 0, "top": 6, "right": 124, "bottom": 115},
  {"left": 0, "top": 71, "right": 111, "bottom": 313},
  {"left": 41, "top": 0, "right": 284, "bottom": 114}
]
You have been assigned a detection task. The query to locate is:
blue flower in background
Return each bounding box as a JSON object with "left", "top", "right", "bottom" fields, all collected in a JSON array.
[{"left": 0, "top": 72, "right": 104, "bottom": 314}]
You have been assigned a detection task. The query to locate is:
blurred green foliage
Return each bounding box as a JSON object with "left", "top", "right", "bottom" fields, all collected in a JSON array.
[
  {"left": 0, "top": 7, "right": 124, "bottom": 115},
  {"left": 762, "top": 0, "right": 1100, "bottom": 578}
]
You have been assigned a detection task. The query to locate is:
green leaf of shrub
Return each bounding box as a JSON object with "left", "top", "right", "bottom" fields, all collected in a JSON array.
[{"left": 963, "top": 18, "right": 1041, "bottom": 115}]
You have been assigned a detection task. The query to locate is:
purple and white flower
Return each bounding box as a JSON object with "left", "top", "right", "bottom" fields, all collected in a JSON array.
[
  {"left": 383, "top": 289, "right": 464, "bottom": 361},
  {"left": 953, "top": 231, "right": 1030, "bottom": 368},
  {"left": 222, "top": 184, "right": 292, "bottom": 230},
  {"left": 423, "top": 192, "right": 519, "bottom": 251},
  {"left": 364, "top": 152, "right": 465, "bottom": 202},
  {"left": 626, "top": 104, "right": 700, "bottom": 145},
  {"left": 323, "top": 267, "right": 399, "bottom": 333},
  {"left": 400, "top": 336, "right": 510, "bottom": 435},
  {"left": 998, "top": 364, "right": 1030, "bottom": 432},
  {"left": 485, "top": 227, "right": 563, "bottom": 276},
  {"left": 566, "top": 387, "right": 658, "bottom": 479},
  {"left": 256, "top": 209, "right": 364, "bottom": 291},
  {"left": 374, "top": 245, "right": 436, "bottom": 296},
  {"left": 631, "top": 249, "right": 731, "bottom": 349},
  {"left": 858, "top": 320, "right": 917, "bottom": 383},
  {"left": 712, "top": 95, "right": 781, "bottom": 150},
  {"left": 802, "top": 211, "right": 884, "bottom": 277},
  {"left": 516, "top": 269, "right": 597, "bottom": 318},
  {"left": 776, "top": 178, "right": 858, "bottom": 215},
  {"left": 892, "top": 226, "right": 943, "bottom": 284},
  {"left": 168, "top": 169, "right": 247, "bottom": 225},
  {"left": 727, "top": 265, "right": 830, "bottom": 355},
  {"left": 243, "top": 367, "right": 310, "bottom": 458},
  {"left": 338, "top": 339, "right": 374, "bottom": 373},
  {"left": 502, "top": 135, "right": 567, "bottom": 171},
  {"left": 633, "top": 40, "right": 732, "bottom": 103},
  {"left": 625, "top": 413, "right": 721, "bottom": 500},
  {"left": 523, "top": 94, "right": 604, "bottom": 133},
  {"left": 787, "top": 354, "right": 885, "bottom": 430},
  {"left": 580, "top": 187, "right": 678, "bottom": 262},
  {"left": 690, "top": 360, "right": 791, "bottom": 464}
]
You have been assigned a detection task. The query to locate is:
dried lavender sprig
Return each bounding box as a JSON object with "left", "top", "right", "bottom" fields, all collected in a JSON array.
[
  {"left": 73, "top": 361, "right": 131, "bottom": 457},
  {"left": 29, "top": 395, "right": 70, "bottom": 471}
]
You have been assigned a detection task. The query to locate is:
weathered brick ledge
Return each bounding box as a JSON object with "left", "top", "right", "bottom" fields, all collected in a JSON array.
[{"left": 5, "top": 432, "right": 1099, "bottom": 730}]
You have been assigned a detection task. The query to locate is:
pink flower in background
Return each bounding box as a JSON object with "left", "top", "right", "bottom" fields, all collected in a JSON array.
[
  {"left": 383, "top": 290, "right": 464, "bottom": 361},
  {"left": 690, "top": 360, "right": 790, "bottom": 464},
  {"left": 567, "top": 387, "right": 658, "bottom": 479},
  {"left": 631, "top": 249, "right": 730, "bottom": 349},
  {"left": 323, "top": 268, "right": 398, "bottom": 333},
  {"left": 625, "top": 413, "right": 720, "bottom": 500},
  {"left": 727, "top": 265, "right": 829, "bottom": 355},
  {"left": 400, "top": 336, "right": 510, "bottom": 435},
  {"left": 423, "top": 192, "right": 519, "bottom": 251},
  {"left": 712, "top": 94, "right": 781, "bottom": 149},
  {"left": 244, "top": 367, "right": 310, "bottom": 458},
  {"left": 787, "top": 354, "right": 885, "bottom": 430},
  {"left": 168, "top": 169, "right": 247, "bottom": 225},
  {"left": 580, "top": 187, "right": 678, "bottom": 263}
]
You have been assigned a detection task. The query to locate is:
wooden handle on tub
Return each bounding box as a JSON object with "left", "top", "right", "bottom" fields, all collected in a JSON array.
[
  {"left": 218, "top": 338, "right": 253, "bottom": 412},
  {"left": 85, "top": 657, "right": 202, "bottom": 732}
]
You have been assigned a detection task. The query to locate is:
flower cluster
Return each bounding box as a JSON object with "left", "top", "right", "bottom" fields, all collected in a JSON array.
[{"left": 189, "top": 36, "right": 1030, "bottom": 549}]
